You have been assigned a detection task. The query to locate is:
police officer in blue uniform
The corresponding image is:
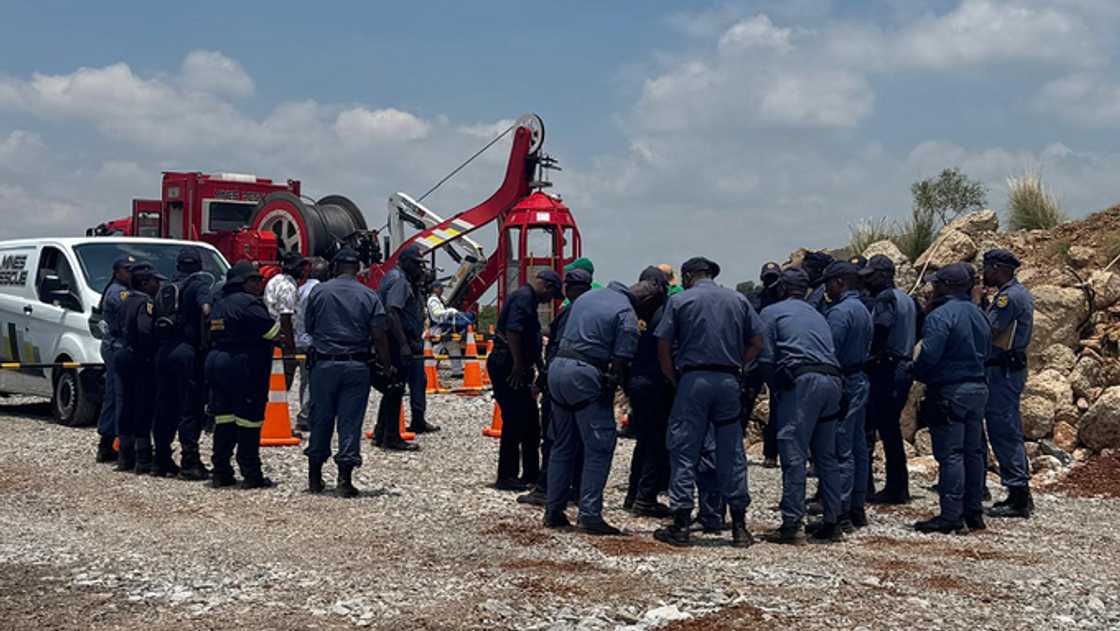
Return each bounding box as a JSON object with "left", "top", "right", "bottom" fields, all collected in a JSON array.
[
  {"left": 206, "top": 261, "right": 281, "bottom": 489},
  {"left": 821, "top": 261, "right": 874, "bottom": 530},
  {"left": 981, "top": 249, "right": 1035, "bottom": 519},
  {"left": 759, "top": 268, "right": 845, "bottom": 544},
  {"left": 910, "top": 263, "right": 991, "bottom": 534},
  {"left": 518, "top": 268, "right": 593, "bottom": 507},
  {"left": 94, "top": 257, "right": 131, "bottom": 463},
  {"left": 860, "top": 254, "right": 918, "bottom": 505},
  {"left": 652, "top": 257, "right": 764, "bottom": 548},
  {"left": 488, "top": 270, "right": 562, "bottom": 490},
  {"left": 748, "top": 261, "right": 784, "bottom": 469},
  {"left": 623, "top": 266, "right": 673, "bottom": 517},
  {"left": 373, "top": 244, "right": 431, "bottom": 451},
  {"left": 306, "top": 248, "right": 394, "bottom": 498},
  {"left": 154, "top": 248, "right": 214, "bottom": 479},
  {"left": 545, "top": 280, "right": 657, "bottom": 535},
  {"left": 117, "top": 262, "right": 164, "bottom": 474},
  {"left": 803, "top": 251, "right": 835, "bottom": 313}
]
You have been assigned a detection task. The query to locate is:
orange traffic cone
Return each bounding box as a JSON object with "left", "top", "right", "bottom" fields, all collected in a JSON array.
[
  {"left": 453, "top": 325, "right": 485, "bottom": 395},
  {"left": 364, "top": 406, "right": 416, "bottom": 442},
  {"left": 480, "top": 335, "right": 493, "bottom": 387},
  {"left": 260, "top": 347, "right": 302, "bottom": 446},
  {"left": 423, "top": 334, "right": 445, "bottom": 394},
  {"left": 482, "top": 400, "right": 503, "bottom": 438}
]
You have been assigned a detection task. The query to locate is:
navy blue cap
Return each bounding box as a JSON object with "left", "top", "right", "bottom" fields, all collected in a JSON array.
[
  {"left": 760, "top": 261, "right": 781, "bottom": 281},
  {"left": 399, "top": 244, "right": 423, "bottom": 263},
  {"left": 780, "top": 268, "right": 811, "bottom": 289},
  {"left": 112, "top": 256, "right": 135, "bottom": 271},
  {"left": 638, "top": 265, "right": 669, "bottom": 288},
  {"left": 929, "top": 263, "right": 973, "bottom": 288},
  {"left": 226, "top": 260, "right": 263, "bottom": 284},
  {"left": 333, "top": 247, "right": 360, "bottom": 265},
  {"left": 983, "top": 249, "right": 1021, "bottom": 269},
  {"left": 821, "top": 261, "right": 860, "bottom": 283},
  {"left": 177, "top": 248, "right": 201, "bottom": 266},
  {"left": 564, "top": 268, "right": 593, "bottom": 287},
  {"left": 849, "top": 255, "right": 868, "bottom": 269},
  {"left": 859, "top": 254, "right": 896, "bottom": 276},
  {"left": 537, "top": 269, "right": 562, "bottom": 289},
  {"left": 681, "top": 256, "right": 721, "bottom": 279},
  {"left": 128, "top": 261, "right": 167, "bottom": 282},
  {"left": 802, "top": 251, "right": 834, "bottom": 270}
]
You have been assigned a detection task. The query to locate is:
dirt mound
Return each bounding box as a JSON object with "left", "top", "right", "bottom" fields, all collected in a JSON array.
[{"left": 1050, "top": 452, "right": 1120, "bottom": 498}]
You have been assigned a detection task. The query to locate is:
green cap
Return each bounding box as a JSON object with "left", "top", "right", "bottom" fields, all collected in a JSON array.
[{"left": 563, "top": 257, "right": 595, "bottom": 277}]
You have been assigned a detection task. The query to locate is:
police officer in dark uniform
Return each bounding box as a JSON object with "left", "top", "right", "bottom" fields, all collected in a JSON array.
[
  {"left": 821, "top": 261, "right": 874, "bottom": 530},
  {"left": 748, "top": 261, "right": 783, "bottom": 469},
  {"left": 94, "top": 257, "right": 131, "bottom": 463},
  {"left": 206, "top": 261, "right": 280, "bottom": 489},
  {"left": 981, "top": 249, "right": 1035, "bottom": 519},
  {"left": 117, "top": 262, "right": 164, "bottom": 474},
  {"left": 305, "top": 248, "right": 393, "bottom": 497},
  {"left": 803, "top": 251, "right": 835, "bottom": 313},
  {"left": 518, "top": 268, "right": 593, "bottom": 507},
  {"left": 488, "top": 270, "right": 562, "bottom": 490},
  {"left": 154, "top": 248, "right": 214, "bottom": 479},
  {"left": 623, "top": 266, "right": 672, "bottom": 517},
  {"left": 910, "top": 263, "right": 991, "bottom": 534},
  {"left": 545, "top": 279, "right": 655, "bottom": 534},
  {"left": 652, "top": 257, "right": 764, "bottom": 548},
  {"left": 860, "top": 254, "right": 918, "bottom": 505},
  {"left": 373, "top": 244, "right": 432, "bottom": 451},
  {"left": 759, "top": 268, "right": 845, "bottom": 544}
]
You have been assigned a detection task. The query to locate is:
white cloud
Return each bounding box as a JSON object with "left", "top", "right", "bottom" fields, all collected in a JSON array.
[
  {"left": 180, "top": 50, "right": 255, "bottom": 98},
  {"left": 1034, "top": 72, "right": 1120, "bottom": 126},
  {"left": 334, "top": 107, "right": 431, "bottom": 143},
  {"left": 718, "top": 15, "right": 794, "bottom": 53}
]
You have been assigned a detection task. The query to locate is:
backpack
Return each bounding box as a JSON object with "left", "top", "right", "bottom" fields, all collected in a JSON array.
[{"left": 154, "top": 271, "right": 216, "bottom": 338}]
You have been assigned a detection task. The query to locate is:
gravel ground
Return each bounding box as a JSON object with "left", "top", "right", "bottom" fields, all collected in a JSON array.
[{"left": 1, "top": 384, "right": 1119, "bottom": 631}]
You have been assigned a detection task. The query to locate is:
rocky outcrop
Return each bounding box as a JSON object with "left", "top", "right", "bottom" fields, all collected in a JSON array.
[
  {"left": 1031, "top": 286, "right": 1089, "bottom": 352},
  {"left": 1079, "top": 387, "right": 1120, "bottom": 450}
]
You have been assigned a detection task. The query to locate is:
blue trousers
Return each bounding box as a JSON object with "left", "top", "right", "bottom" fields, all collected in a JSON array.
[
  {"left": 97, "top": 342, "right": 122, "bottom": 438},
  {"left": 306, "top": 360, "right": 371, "bottom": 468},
  {"left": 838, "top": 374, "right": 870, "bottom": 513},
  {"left": 774, "top": 373, "right": 842, "bottom": 526},
  {"left": 407, "top": 354, "right": 427, "bottom": 418},
  {"left": 985, "top": 368, "right": 1030, "bottom": 488},
  {"left": 667, "top": 371, "right": 750, "bottom": 514},
  {"left": 547, "top": 358, "right": 616, "bottom": 520},
  {"left": 696, "top": 427, "right": 725, "bottom": 528},
  {"left": 931, "top": 382, "right": 989, "bottom": 521}
]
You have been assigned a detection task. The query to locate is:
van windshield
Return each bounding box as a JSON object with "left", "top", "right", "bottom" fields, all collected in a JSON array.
[{"left": 74, "top": 242, "right": 229, "bottom": 290}]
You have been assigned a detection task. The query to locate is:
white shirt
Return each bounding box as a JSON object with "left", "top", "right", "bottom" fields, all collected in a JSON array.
[
  {"left": 264, "top": 273, "right": 298, "bottom": 320},
  {"left": 294, "top": 278, "right": 320, "bottom": 349}
]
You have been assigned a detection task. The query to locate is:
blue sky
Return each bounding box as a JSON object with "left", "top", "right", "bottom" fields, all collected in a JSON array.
[{"left": 3, "top": 1, "right": 1120, "bottom": 284}]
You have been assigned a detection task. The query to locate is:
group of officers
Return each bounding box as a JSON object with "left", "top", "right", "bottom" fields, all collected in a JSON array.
[{"left": 92, "top": 240, "right": 1036, "bottom": 546}]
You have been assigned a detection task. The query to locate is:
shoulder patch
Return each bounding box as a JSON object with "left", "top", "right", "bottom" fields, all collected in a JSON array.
[
  {"left": 638, "top": 319, "right": 648, "bottom": 332},
  {"left": 997, "top": 295, "right": 1009, "bottom": 308},
  {"left": 146, "top": 302, "right": 154, "bottom": 315},
  {"left": 210, "top": 319, "right": 225, "bottom": 331},
  {"left": 119, "top": 290, "right": 129, "bottom": 301}
]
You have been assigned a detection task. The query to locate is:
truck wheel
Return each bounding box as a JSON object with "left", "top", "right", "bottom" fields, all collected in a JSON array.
[
  {"left": 53, "top": 369, "right": 98, "bottom": 427},
  {"left": 251, "top": 192, "right": 328, "bottom": 258}
]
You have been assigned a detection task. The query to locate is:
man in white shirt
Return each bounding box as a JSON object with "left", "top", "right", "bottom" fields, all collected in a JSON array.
[
  {"left": 264, "top": 253, "right": 307, "bottom": 387},
  {"left": 427, "top": 283, "right": 474, "bottom": 377},
  {"left": 294, "top": 257, "right": 330, "bottom": 431}
]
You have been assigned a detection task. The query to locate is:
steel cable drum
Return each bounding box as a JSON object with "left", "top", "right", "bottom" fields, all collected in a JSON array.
[
  {"left": 309, "top": 195, "right": 367, "bottom": 259},
  {"left": 251, "top": 191, "right": 327, "bottom": 257}
]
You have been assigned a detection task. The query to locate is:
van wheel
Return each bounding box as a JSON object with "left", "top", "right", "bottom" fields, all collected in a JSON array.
[{"left": 53, "top": 369, "right": 98, "bottom": 427}]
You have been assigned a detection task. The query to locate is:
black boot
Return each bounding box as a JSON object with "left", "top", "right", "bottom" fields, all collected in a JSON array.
[
  {"left": 236, "top": 426, "right": 273, "bottom": 489},
  {"left": 96, "top": 434, "right": 117, "bottom": 464},
  {"left": 632, "top": 499, "right": 673, "bottom": 519},
  {"left": 763, "top": 521, "right": 806, "bottom": 545},
  {"left": 114, "top": 436, "right": 135, "bottom": 472},
  {"left": 178, "top": 453, "right": 210, "bottom": 481},
  {"left": 964, "top": 512, "right": 986, "bottom": 531},
  {"left": 576, "top": 515, "right": 622, "bottom": 536},
  {"left": 808, "top": 521, "right": 843, "bottom": 544},
  {"left": 867, "top": 489, "right": 911, "bottom": 505},
  {"left": 989, "top": 486, "right": 1033, "bottom": 518},
  {"left": 210, "top": 423, "right": 238, "bottom": 488},
  {"left": 517, "top": 487, "right": 548, "bottom": 506},
  {"left": 914, "top": 515, "right": 968, "bottom": 534},
  {"left": 133, "top": 439, "right": 154, "bottom": 475},
  {"left": 730, "top": 510, "right": 754, "bottom": 548},
  {"left": 308, "top": 461, "right": 325, "bottom": 494},
  {"left": 151, "top": 445, "right": 180, "bottom": 478},
  {"left": 849, "top": 507, "right": 869, "bottom": 529},
  {"left": 654, "top": 510, "right": 691, "bottom": 547},
  {"left": 336, "top": 465, "right": 359, "bottom": 498},
  {"left": 407, "top": 412, "right": 440, "bottom": 434},
  {"left": 543, "top": 509, "right": 571, "bottom": 529}
]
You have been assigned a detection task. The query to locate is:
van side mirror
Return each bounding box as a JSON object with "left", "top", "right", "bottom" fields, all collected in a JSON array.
[{"left": 39, "top": 273, "right": 81, "bottom": 311}]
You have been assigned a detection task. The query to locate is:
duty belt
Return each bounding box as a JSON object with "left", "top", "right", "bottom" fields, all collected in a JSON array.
[
  {"left": 841, "top": 364, "right": 865, "bottom": 376},
  {"left": 927, "top": 375, "right": 987, "bottom": 393},
  {"left": 791, "top": 363, "right": 842, "bottom": 380},
  {"left": 680, "top": 364, "right": 741, "bottom": 376},
  {"left": 555, "top": 348, "right": 609, "bottom": 372},
  {"left": 315, "top": 352, "right": 371, "bottom": 363}
]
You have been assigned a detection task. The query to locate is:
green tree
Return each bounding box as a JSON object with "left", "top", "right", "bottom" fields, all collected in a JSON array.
[
  {"left": 736, "top": 280, "right": 758, "bottom": 297},
  {"left": 911, "top": 167, "right": 988, "bottom": 226}
]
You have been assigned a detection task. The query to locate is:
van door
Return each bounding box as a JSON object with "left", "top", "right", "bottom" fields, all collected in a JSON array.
[
  {"left": 24, "top": 245, "right": 87, "bottom": 397},
  {"left": 0, "top": 244, "right": 40, "bottom": 394}
]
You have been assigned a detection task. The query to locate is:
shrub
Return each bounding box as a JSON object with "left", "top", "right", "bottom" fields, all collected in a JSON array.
[
  {"left": 848, "top": 217, "right": 895, "bottom": 255},
  {"left": 893, "top": 207, "right": 937, "bottom": 261},
  {"left": 1007, "top": 171, "right": 1065, "bottom": 230}
]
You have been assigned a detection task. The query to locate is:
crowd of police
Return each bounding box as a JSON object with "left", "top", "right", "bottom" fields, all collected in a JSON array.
[{"left": 91, "top": 240, "right": 1036, "bottom": 545}]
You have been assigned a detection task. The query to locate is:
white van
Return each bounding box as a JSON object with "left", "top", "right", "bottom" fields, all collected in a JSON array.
[{"left": 0, "top": 237, "right": 229, "bottom": 425}]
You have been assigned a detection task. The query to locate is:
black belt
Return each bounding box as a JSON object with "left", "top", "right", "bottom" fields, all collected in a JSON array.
[
  {"left": 928, "top": 376, "right": 986, "bottom": 391},
  {"left": 556, "top": 349, "right": 609, "bottom": 372},
  {"left": 841, "top": 364, "right": 864, "bottom": 376},
  {"left": 316, "top": 352, "right": 370, "bottom": 363},
  {"left": 680, "top": 364, "right": 741, "bottom": 376},
  {"left": 791, "top": 363, "right": 842, "bottom": 380}
]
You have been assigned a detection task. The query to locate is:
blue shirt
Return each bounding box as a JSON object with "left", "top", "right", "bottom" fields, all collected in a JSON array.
[
  {"left": 987, "top": 278, "right": 1034, "bottom": 357},
  {"left": 825, "top": 290, "right": 873, "bottom": 371},
  {"left": 871, "top": 286, "right": 917, "bottom": 359},
  {"left": 557, "top": 282, "right": 640, "bottom": 364},
  {"left": 307, "top": 275, "right": 387, "bottom": 354},
  {"left": 168, "top": 271, "right": 214, "bottom": 346},
  {"left": 629, "top": 303, "right": 667, "bottom": 385},
  {"left": 99, "top": 279, "right": 128, "bottom": 343},
  {"left": 808, "top": 284, "right": 830, "bottom": 314},
  {"left": 654, "top": 279, "right": 763, "bottom": 371},
  {"left": 379, "top": 266, "right": 423, "bottom": 341},
  {"left": 913, "top": 295, "right": 991, "bottom": 387},
  {"left": 759, "top": 298, "right": 839, "bottom": 373},
  {"left": 497, "top": 284, "right": 542, "bottom": 363}
]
